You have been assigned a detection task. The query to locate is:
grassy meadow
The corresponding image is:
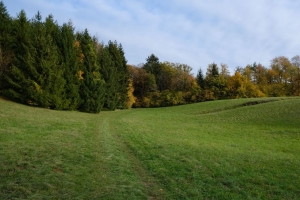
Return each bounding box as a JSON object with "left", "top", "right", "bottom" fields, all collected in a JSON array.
[{"left": 0, "top": 97, "right": 300, "bottom": 199}]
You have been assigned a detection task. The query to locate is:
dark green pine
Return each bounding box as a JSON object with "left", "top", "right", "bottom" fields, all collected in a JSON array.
[
  {"left": 106, "top": 41, "right": 129, "bottom": 109},
  {"left": 43, "top": 14, "right": 66, "bottom": 109},
  {"left": 143, "top": 54, "right": 161, "bottom": 76},
  {"left": 29, "top": 12, "right": 65, "bottom": 109},
  {"left": 77, "top": 30, "right": 105, "bottom": 113},
  {"left": 196, "top": 68, "right": 205, "bottom": 89},
  {"left": 117, "top": 43, "right": 130, "bottom": 109},
  {"left": 56, "top": 22, "right": 80, "bottom": 110},
  {"left": 0, "top": 1, "right": 13, "bottom": 90},
  {"left": 3, "top": 10, "right": 37, "bottom": 103},
  {"left": 99, "top": 45, "right": 118, "bottom": 110}
]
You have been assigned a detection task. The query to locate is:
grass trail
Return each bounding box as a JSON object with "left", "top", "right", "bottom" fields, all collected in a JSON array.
[
  {"left": 113, "top": 97, "right": 300, "bottom": 199},
  {"left": 1, "top": 97, "right": 300, "bottom": 199},
  {"left": 0, "top": 99, "right": 164, "bottom": 199},
  {"left": 96, "top": 111, "right": 165, "bottom": 199}
]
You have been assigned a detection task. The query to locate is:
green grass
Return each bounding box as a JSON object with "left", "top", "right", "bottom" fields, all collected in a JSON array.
[{"left": 1, "top": 97, "right": 300, "bottom": 199}]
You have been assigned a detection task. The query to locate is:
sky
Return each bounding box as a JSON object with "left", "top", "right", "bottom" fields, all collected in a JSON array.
[{"left": 3, "top": 0, "right": 300, "bottom": 75}]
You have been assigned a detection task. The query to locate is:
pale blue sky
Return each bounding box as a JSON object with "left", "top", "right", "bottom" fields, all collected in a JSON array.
[{"left": 3, "top": 0, "right": 300, "bottom": 75}]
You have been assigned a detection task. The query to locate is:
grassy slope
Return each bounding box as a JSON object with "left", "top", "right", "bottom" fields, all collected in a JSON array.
[{"left": 0, "top": 97, "right": 299, "bottom": 199}]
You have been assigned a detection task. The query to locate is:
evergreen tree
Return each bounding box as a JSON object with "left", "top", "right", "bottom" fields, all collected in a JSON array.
[
  {"left": 56, "top": 22, "right": 80, "bottom": 110},
  {"left": 143, "top": 54, "right": 160, "bottom": 91},
  {"left": 77, "top": 30, "right": 105, "bottom": 113},
  {"left": 99, "top": 45, "right": 118, "bottom": 110},
  {"left": 3, "top": 10, "right": 36, "bottom": 103},
  {"left": 116, "top": 43, "right": 130, "bottom": 108},
  {"left": 143, "top": 54, "right": 161, "bottom": 76},
  {"left": 205, "top": 63, "right": 227, "bottom": 99},
  {"left": 29, "top": 12, "right": 65, "bottom": 109},
  {"left": 0, "top": 1, "right": 13, "bottom": 90},
  {"left": 106, "top": 41, "right": 129, "bottom": 109},
  {"left": 44, "top": 14, "right": 66, "bottom": 109},
  {"left": 196, "top": 68, "right": 205, "bottom": 89},
  {"left": 206, "top": 63, "right": 219, "bottom": 78}
]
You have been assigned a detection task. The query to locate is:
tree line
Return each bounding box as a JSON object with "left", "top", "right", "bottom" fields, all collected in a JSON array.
[
  {"left": 1, "top": 1, "right": 299, "bottom": 112},
  {"left": 129, "top": 54, "right": 300, "bottom": 108},
  {"left": 0, "top": 2, "right": 129, "bottom": 113}
]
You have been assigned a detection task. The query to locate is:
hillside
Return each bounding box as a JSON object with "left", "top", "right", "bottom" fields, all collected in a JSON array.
[{"left": 1, "top": 97, "right": 300, "bottom": 199}]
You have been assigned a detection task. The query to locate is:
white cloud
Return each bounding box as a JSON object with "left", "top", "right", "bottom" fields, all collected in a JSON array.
[{"left": 3, "top": 0, "right": 300, "bottom": 75}]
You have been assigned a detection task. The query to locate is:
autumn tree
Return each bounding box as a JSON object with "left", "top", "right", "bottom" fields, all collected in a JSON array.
[
  {"left": 270, "top": 56, "right": 292, "bottom": 84},
  {"left": 291, "top": 55, "right": 300, "bottom": 96},
  {"left": 269, "top": 56, "right": 293, "bottom": 96},
  {"left": 129, "top": 65, "right": 156, "bottom": 99},
  {"left": 125, "top": 75, "right": 136, "bottom": 108},
  {"left": 255, "top": 64, "right": 268, "bottom": 85},
  {"left": 172, "top": 63, "right": 194, "bottom": 92},
  {"left": 157, "top": 61, "right": 176, "bottom": 91},
  {"left": 227, "top": 71, "right": 264, "bottom": 98},
  {"left": 220, "top": 63, "right": 230, "bottom": 80}
]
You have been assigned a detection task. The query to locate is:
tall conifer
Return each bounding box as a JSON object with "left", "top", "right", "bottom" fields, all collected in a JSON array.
[
  {"left": 77, "top": 30, "right": 105, "bottom": 113},
  {"left": 29, "top": 12, "right": 65, "bottom": 108},
  {"left": 99, "top": 45, "right": 118, "bottom": 110},
  {"left": 117, "top": 43, "right": 130, "bottom": 108},
  {"left": 106, "top": 41, "right": 129, "bottom": 109},
  {"left": 57, "top": 22, "right": 80, "bottom": 110},
  {"left": 3, "top": 10, "right": 36, "bottom": 103},
  {"left": 196, "top": 68, "right": 205, "bottom": 89},
  {"left": 0, "top": 1, "right": 13, "bottom": 90}
]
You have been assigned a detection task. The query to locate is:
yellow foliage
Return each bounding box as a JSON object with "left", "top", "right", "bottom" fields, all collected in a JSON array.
[
  {"left": 141, "top": 97, "right": 151, "bottom": 108},
  {"left": 74, "top": 41, "right": 84, "bottom": 63},
  {"left": 228, "top": 72, "right": 265, "bottom": 98},
  {"left": 78, "top": 70, "right": 84, "bottom": 80},
  {"left": 74, "top": 41, "right": 80, "bottom": 49},
  {"left": 33, "top": 82, "right": 42, "bottom": 93},
  {"left": 79, "top": 53, "right": 84, "bottom": 64},
  {"left": 125, "top": 79, "right": 136, "bottom": 108}
]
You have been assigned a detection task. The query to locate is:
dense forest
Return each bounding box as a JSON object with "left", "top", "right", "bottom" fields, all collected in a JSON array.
[{"left": 0, "top": 1, "right": 299, "bottom": 113}]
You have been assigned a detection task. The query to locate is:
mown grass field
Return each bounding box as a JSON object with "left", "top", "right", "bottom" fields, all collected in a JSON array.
[{"left": 1, "top": 97, "right": 300, "bottom": 199}]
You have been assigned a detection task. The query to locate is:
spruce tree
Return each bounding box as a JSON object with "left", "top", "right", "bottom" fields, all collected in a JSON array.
[
  {"left": 44, "top": 15, "right": 66, "bottom": 109},
  {"left": 77, "top": 30, "right": 105, "bottom": 113},
  {"left": 106, "top": 41, "right": 129, "bottom": 109},
  {"left": 196, "top": 68, "right": 205, "bottom": 89},
  {"left": 3, "top": 10, "right": 37, "bottom": 103},
  {"left": 143, "top": 54, "right": 161, "bottom": 76},
  {"left": 99, "top": 45, "right": 118, "bottom": 110},
  {"left": 57, "top": 22, "right": 80, "bottom": 110},
  {"left": 116, "top": 43, "right": 129, "bottom": 108},
  {"left": 0, "top": 1, "right": 13, "bottom": 90},
  {"left": 143, "top": 54, "right": 160, "bottom": 91},
  {"left": 30, "top": 12, "right": 65, "bottom": 109}
]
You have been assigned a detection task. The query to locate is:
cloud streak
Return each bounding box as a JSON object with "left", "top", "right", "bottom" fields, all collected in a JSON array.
[{"left": 3, "top": 0, "right": 300, "bottom": 74}]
